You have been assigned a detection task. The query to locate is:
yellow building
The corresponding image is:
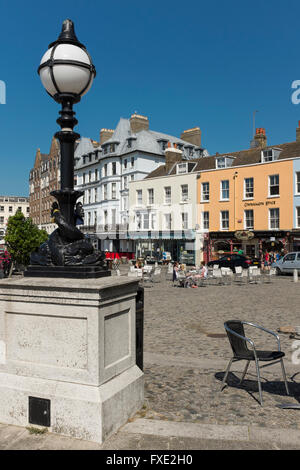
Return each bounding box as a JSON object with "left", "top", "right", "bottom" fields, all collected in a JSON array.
[{"left": 195, "top": 130, "right": 300, "bottom": 261}]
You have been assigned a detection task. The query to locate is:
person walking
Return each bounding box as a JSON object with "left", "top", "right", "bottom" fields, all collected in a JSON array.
[{"left": 264, "top": 250, "right": 270, "bottom": 271}]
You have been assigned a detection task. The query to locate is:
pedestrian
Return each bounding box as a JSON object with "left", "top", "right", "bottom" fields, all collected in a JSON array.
[
  {"left": 173, "top": 262, "right": 179, "bottom": 282},
  {"left": 200, "top": 261, "right": 208, "bottom": 279},
  {"left": 264, "top": 250, "right": 270, "bottom": 271}
]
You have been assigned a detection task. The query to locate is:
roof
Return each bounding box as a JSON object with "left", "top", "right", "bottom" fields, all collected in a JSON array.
[
  {"left": 75, "top": 117, "right": 209, "bottom": 166},
  {"left": 145, "top": 140, "right": 300, "bottom": 179}
]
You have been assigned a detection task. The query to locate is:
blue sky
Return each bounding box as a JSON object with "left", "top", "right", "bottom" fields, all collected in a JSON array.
[{"left": 1, "top": 0, "right": 300, "bottom": 196}]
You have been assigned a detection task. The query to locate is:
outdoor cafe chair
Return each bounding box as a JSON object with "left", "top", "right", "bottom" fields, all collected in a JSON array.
[
  {"left": 221, "top": 267, "right": 233, "bottom": 285},
  {"left": 212, "top": 268, "right": 224, "bottom": 285},
  {"left": 234, "top": 267, "right": 248, "bottom": 284},
  {"left": 152, "top": 267, "right": 162, "bottom": 283},
  {"left": 262, "top": 267, "right": 276, "bottom": 283},
  {"left": 248, "top": 266, "right": 261, "bottom": 284},
  {"left": 221, "top": 320, "right": 290, "bottom": 406}
]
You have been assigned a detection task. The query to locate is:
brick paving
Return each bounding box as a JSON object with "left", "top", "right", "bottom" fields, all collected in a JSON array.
[{"left": 117, "top": 265, "right": 300, "bottom": 430}]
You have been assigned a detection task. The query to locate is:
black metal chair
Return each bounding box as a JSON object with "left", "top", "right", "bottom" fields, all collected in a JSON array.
[{"left": 221, "top": 320, "right": 289, "bottom": 406}]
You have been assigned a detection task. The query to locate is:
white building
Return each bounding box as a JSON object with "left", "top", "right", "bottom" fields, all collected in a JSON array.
[
  {"left": 74, "top": 113, "right": 208, "bottom": 257},
  {"left": 0, "top": 196, "right": 29, "bottom": 245},
  {"left": 128, "top": 146, "right": 204, "bottom": 265}
]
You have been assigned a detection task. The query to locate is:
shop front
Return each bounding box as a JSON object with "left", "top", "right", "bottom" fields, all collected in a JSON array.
[
  {"left": 204, "top": 230, "right": 290, "bottom": 262},
  {"left": 130, "top": 230, "right": 197, "bottom": 265}
]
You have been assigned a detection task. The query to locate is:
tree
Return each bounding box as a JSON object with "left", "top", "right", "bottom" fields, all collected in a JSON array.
[{"left": 4, "top": 210, "right": 49, "bottom": 267}]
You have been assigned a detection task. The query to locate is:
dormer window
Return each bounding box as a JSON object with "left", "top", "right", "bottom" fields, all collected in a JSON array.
[
  {"left": 216, "top": 156, "right": 235, "bottom": 169},
  {"left": 103, "top": 145, "right": 108, "bottom": 155},
  {"left": 110, "top": 143, "right": 116, "bottom": 153},
  {"left": 177, "top": 163, "right": 188, "bottom": 174},
  {"left": 261, "top": 148, "right": 282, "bottom": 163},
  {"left": 157, "top": 139, "right": 168, "bottom": 151}
]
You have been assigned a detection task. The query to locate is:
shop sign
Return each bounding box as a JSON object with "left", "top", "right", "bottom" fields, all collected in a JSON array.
[
  {"left": 234, "top": 230, "right": 255, "bottom": 241},
  {"left": 244, "top": 200, "right": 276, "bottom": 207}
]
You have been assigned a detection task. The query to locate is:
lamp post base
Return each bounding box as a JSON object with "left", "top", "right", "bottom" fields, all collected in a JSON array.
[{"left": 24, "top": 264, "right": 111, "bottom": 279}]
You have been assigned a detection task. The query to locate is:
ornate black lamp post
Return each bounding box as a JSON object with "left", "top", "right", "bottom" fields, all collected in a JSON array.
[
  {"left": 38, "top": 18, "right": 95, "bottom": 225},
  {"left": 26, "top": 20, "right": 109, "bottom": 278}
]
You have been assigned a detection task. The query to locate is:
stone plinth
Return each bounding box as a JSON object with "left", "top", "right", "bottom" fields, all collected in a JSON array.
[{"left": 0, "top": 276, "right": 144, "bottom": 443}]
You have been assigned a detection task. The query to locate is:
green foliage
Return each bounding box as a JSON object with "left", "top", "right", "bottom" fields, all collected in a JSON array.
[{"left": 4, "top": 210, "right": 48, "bottom": 266}]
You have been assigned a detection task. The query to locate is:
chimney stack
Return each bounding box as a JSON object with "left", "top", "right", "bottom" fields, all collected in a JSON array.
[
  {"left": 252, "top": 128, "right": 267, "bottom": 148},
  {"left": 130, "top": 113, "right": 149, "bottom": 133},
  {"left": 100, "top": 128, "right": 114, "bottom": 144},
  {"left": 296, "top": 121, "right": 300, "bottom": 142},
  {"left": 164, "top": 142, "right": 183, "bottom": 173},
  {"left": 180, "top": 127, "right": 201, "bottom": 147}
]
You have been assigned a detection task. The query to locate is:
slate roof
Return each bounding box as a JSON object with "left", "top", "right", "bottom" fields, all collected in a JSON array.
[
  {"left": 145, "top": 140, "right": 300, "bottom": 179},
  {"left": 75, "top": 117, "right": 209, "bottom": 167}
]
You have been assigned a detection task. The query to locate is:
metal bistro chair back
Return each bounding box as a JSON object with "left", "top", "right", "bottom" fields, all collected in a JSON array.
[{"left": 221, "top": 320, "right": 289, "bottom": 406}]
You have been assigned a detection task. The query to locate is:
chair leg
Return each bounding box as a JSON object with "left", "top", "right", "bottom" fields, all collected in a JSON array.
[
  {"left": 221, "top": 358, "right": 233, "bottom": 391},
  {"left": 239, "top": 360, "right": 250, "bottom": 385},
  {"left": 280, "top": 359, "right": 290, "bottom": 396},
  {"left": 254, "top": 358, "right": 263, "bottom": 406}
]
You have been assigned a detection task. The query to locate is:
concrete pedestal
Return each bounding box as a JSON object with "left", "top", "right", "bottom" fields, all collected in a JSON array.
[{"left": 0, "top": 276, "right": 144, "bottom": 443}]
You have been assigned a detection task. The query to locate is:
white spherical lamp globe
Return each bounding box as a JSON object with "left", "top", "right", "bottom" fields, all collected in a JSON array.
[{"left": 38, "top": 19, "right": 96, "bottom": 101}]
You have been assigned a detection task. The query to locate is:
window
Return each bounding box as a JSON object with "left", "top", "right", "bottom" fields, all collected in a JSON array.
[
  {"left": 112, "top": 183, "right": 117, "bottom": 200},
  {"left": 262, "top": 150, "right": 273, "bottom": 162},
  {"left": 164, "top": 186, "right": 171, "bottom": 204},
  {"left": 104, "top": 210, "right": 108, "bottom": 227},
  {"left": 269, "top": 208, "right": 279, "bottom": 229},
  {"left": 181, "top": 184, "right": 188, "bottom": 202},
  {"left": 9, "top": 206, "right": 12, "bottom": 212},
  {"left": 83, "top": 173, "right": 86, "bottom": 184},
  {"left": 220, "top": 180, "right": 229, "bottom": 200},
  {"left": 124, "top": 159, "right": 127, "bottom": 169},
  {"left": 112, "top": 208, "right": 116, "bottom": 226},
  {"left": 136, "top": 190, "right": 142, "bottom": 205},
  {"left": 202, "top": 211, "right": 209, "bottom": 230},
  {"left": 148, "top": 188, "right": 154, "bottom": 205},
  {"left": 89, "top": 171, "right": 92, "bottom": 182},
  {"left": 0, "top": 217, "right": 4, "bottom": 223},
  {"left": 216, "top": 157, "right": 226, "bottom": 168},
  {"left": 123, "top": 176, "right": 128, "bottom": 189},
  {"left": 95, "top": 169, "right": 98, "bottom": 181},
  {"left": 103, "top": 184, "right": 108, "bottom": 200},
  {"left": 296, "top": 172, "right": 300, "bottom": 194},
  {"left": 131, "top": 157, "right": 134, "bottom": 167},
  {"left": 130, "top": 174, "right": 134, "bottom": 181},
  {"left": 151, "top": 213, "right": 156, "bottom": 230},
  {"left": 104, "top": 164, "right": 108, "bottom": 177},
  {"left": 112, "top": 162, "right": 117, "bottom": 175},
  {"left": 244, "top": 178, "right": 254, "bottom": 199},
  {"left": 94, "top": 187, "right": 98, "bottom": 202},
  {"left": 220, "top": 211, "right": 229, "bottom": 230},
  {"left": 182, "top": 212, "right": 188, "bottom": 229},
  {"left": 143, "top": 212, "right": 149, "bottom": 230},
  {"left": 244, "top": 210, "right": 254, "bottom": 230},
  {"left": 88, "top": 190, "right": 91, "bottom": 204},
  {"left": 136, "top": 212, "right": 142, "bottom": 230},
  {"left": 296, "top": 207, "right": 300, "bottom": 228},
  {"left": 177, "top": 163, "right": 187, "bottom": 174},
  {"left": 201, "top": 182, "right": 209, "bottom": 202},
  {"left": 269, "top": 174, "right": 279, "bottom": 196},
  {"left": 110, "top": 144, "right": 115, "bottom": 153},
  {"left": 165, "top": 213, "right": 172, "bottom": 230},
  {"left": 284, "top": 253, "right": 296, "bottom": 262}
]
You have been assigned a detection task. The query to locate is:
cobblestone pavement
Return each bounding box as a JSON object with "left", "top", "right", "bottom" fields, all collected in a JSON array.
[{"left": 116, "top": 265, "right": 300, "bottom": 430}]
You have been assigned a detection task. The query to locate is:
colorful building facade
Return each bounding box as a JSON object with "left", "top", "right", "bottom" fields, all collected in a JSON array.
[{"left": 195, "top": 132, "right": 300, "bottom": 261}]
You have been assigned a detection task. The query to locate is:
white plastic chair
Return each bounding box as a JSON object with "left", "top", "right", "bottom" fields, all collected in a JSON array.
[{"left": 249, "top": 266, "right": 261, "bottom": 284}]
